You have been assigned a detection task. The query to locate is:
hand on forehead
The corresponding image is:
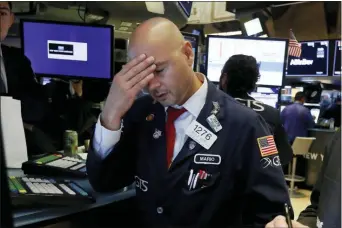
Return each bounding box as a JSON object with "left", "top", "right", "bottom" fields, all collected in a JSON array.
[{"left": 128, "top": 17, "right": 185, "bottom": 60}]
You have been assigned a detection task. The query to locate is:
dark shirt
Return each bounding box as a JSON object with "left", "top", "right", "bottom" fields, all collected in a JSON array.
[
  {"left": 281, "top": 102, "right": 315, "bottom": 143},
  {"left": 297, "top": 129, "right": 341, "bottom": 228},
  {"left": 320, "top": 104, "right": 341, "bottom": 127}
]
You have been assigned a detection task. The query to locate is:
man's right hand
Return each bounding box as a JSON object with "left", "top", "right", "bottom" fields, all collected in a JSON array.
[
  {"left": 265, "top": 216, "right": 309, "bottom": 228},
  {"left": 101, "top": 54, "right": 156, "bottom": 131}
]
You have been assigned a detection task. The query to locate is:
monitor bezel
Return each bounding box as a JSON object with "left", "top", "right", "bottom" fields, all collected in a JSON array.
[
  {"left": 20, "top": 19, "right": 115, "bottom": 81},
  {"left": 205, "top": 35, "right": 289, "bottom": 87},
  {"left": 333, "top": 39, "right": 341, "bottom": 77},
  {"left": 181, "top": 31, "right": 199, "bottom": 71},
  {"left": 285, "top": 39, "right": 330, "bottom": 77}
]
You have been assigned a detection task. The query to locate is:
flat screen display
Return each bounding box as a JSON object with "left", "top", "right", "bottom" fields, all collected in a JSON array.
[
  {"left": 286, "top": 40, "right": 329, "bottom": 76},
  {"left": 250, "top": 92, "right": 279, "bottom": 108},
  {"left": 333, "top": 40, "right": 341, "bottom": 76},
  {"left": 21, "top": 20, "right": 114, "bottom": 80},
  {"left": 280, "top": 105, "right": 286, "bottom": 112},
  {"left": 178, "top": 1, "right": 193, "bottom": 17},
  {"left": 206, "top": 36, "right": 288, "bottom": 86},
  {"left": 182, "top": 32, "right": 199, "bottom": 71}
]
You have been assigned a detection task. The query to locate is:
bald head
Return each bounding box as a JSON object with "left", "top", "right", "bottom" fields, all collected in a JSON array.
[
  {"left": 125, "top": 17, "right": 198, "bottom": 107},
  {"left": 128, "top": 17, "right": 185, "bottom": 60}
]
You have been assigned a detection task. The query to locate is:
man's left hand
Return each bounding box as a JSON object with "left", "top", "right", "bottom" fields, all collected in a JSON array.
[
  {"left": 265, "top": 215, "right": 309, "bottom": 228},
  {"left": 71, "top": 80, "right": 83, "bottom": 97}
]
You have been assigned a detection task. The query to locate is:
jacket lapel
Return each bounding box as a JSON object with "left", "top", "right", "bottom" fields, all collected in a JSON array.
[
  {"left": 169, "top": 82, "right": 226, "bottom": 170},
  {"left": 145, "top": 102, "right": 169, "bottom": 175}
]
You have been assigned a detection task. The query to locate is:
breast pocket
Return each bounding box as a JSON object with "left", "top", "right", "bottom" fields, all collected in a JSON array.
[
  {"left": 182, "top": 170, "right": 221, "bottom": 195},
  {"left": 174, "top": 166, "right": 221, "bottom": 225}
]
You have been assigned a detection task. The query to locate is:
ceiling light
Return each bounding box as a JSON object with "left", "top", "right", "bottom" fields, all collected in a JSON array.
[
  {"left": 206, "top": 31, "right": 242, "bottom": 36},
  {"left": 145, "top": 2, "right": 165, "bottom": 14},
  {"left": 118, "top": 27, "right": 129, "bottom": 31},
  {"left": 121, "top": 22, "right": 132, "bottom": 27}
]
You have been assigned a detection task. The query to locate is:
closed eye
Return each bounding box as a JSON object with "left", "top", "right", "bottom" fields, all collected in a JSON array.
[{"left": 155, "top": 69, "right": 164, "bottom": 73}]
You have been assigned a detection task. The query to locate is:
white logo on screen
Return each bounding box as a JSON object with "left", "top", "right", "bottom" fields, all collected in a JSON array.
[
  {"left": 290, "top": 59, "right": 313, "bottom": 66},
  {"left": 47, "top": 40, "right": 88, "bottom": 62}
]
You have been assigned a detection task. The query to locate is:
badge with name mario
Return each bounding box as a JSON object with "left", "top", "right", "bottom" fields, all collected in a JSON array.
[{"left": 194, "top": 153, "right": 221, "bottom": 165}]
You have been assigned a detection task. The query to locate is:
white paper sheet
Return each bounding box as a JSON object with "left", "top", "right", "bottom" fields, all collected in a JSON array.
[{"left": 0, "top": 96, "right": 28, "bottom": 168}]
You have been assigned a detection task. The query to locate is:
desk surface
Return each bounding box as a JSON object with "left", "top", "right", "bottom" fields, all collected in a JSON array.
[{"left": 8, "top": 169, "right": 136, "bottom": 227}]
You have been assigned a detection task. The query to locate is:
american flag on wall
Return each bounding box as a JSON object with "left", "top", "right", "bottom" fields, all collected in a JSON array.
[
  {"left": 257, "top": 135, "right": 278, "bottom": 157},
  {"left": 288, "top": 29, "right": 302, "bottom": 58}
]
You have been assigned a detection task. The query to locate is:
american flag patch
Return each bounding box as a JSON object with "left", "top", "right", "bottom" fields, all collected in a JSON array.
[{"left": 257, "top": 136, "right": 278, "bottom": 157}]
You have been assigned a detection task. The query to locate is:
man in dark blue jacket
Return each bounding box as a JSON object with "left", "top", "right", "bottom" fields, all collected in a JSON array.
[
  {"left": 281, "top": 92, "right": 315, "bottom": 144},
  {"left": 266, "top": 128, "right": 340, "bottom": 228},
  {"left": 86, "top": 17, "right": 292, "bottom": 227},
  {"left": 219, "top": 54, "right": 293, "bottom": 166}
]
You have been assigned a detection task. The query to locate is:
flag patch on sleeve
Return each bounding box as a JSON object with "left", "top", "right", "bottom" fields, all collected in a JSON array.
[{"left": 257, "top": 135, "right": 278, "bottom": 157}]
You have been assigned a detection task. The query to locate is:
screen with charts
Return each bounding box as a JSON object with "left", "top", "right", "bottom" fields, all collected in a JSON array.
[
  {"left": 249, "top": 92, "right": 279, "bottom": 108},
  {"left": 333, "top": 40, "right": 341, "bottom": 76},
  {"left": 206, "top": 36, "right": 288, "bottom": 86},
  {"left": 21, "top": 20, "right": 113, "bottom": 80},
  {"left": 286, "top": 40, "right": 329, "bottom": 76},
  {"left": 280, "top": 105, "right": 286, "bottom": 112},
  {"left": 182, "top": 32, "right": 198, "bottom": 70}
]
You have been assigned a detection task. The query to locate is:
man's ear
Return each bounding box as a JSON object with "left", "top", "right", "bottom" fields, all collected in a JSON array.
[
  {"left": 183, "top": 41, "right": 194, "bottom": 67},
  {"left": 219, "top": 73, "right": 228, "bottom": 91},
  {"left": 9, "top": 12, "right": 15, "bottom": 26}
]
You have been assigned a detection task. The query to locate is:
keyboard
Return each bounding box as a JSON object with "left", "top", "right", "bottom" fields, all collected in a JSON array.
[
  {"left": 8, "top": 175, "right": 95, "bottom": 207},
  {"left": 22, "top": 154, "right": 87, "bottom": 178}
]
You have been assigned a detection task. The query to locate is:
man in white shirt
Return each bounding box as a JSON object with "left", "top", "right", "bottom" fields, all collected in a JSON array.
[{"left": 86, "top": 17, "right": 293, "bottom": 227}]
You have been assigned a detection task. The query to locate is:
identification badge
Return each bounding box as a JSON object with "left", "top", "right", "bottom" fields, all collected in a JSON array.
[
  {"left": 194, "top": 153, "right": 221, "bottom": 165},
  {"left": 185, "top": 120, "right": 217, "bottom": 150},
  {"left": 206, "top": 114, "right": 222, "bottom": 132}
]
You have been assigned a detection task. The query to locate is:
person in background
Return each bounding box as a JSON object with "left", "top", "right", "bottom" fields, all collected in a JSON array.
[
  {"left": 86, "top": 17, "right": 293, "bottom": 227},
  {"left": 266, "top": 128, "right": 341, "bottom": 228},
  {"left": 320, "top": 96, "right": 341, "bottom": 128},
  {"left": 0, "top": 1, "right": 56, "bottom": 155},
  {"left": 281, "top": 92, "right": 315, "bottom": 144},
  {"left": 0, "top": 1, "right": 47, "bottom": 121},
  {"left": 219, "top": 54, "right": 293, "bottom": 166}
]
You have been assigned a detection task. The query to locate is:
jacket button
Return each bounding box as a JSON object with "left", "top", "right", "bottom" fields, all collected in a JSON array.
[{"left": 157, "top": 207, "right": 163, "bottom": 214}]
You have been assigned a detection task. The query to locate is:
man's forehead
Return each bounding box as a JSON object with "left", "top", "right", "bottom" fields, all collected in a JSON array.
[{"left": 128, "top": 44, "right": 170, "bottom": 63}]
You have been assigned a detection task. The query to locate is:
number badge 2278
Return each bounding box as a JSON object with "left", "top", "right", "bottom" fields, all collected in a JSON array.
[{"left": 185, "top": 120, "right": 218, "bottom": 150}]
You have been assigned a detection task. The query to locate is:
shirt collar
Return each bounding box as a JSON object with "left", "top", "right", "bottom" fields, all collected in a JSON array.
[{"left": 165, "top": 72, "right": 208, "bottom": 119}]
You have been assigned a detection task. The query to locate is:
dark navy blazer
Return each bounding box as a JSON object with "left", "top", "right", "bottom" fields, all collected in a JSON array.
[{"left": 87, "top": 82, "right": 292, "bottom": 227}]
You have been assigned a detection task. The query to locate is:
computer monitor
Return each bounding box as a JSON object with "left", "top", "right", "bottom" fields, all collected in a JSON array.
[
  {"left": 182, "top": 32, "right": 199, "bottom": 71},
  {"left": 250, "top": 92, "right": 279, "bottom": 108},
  {"left": 206, "top": 36, "right": 288, "bottom": 87},
  {"left": 333, "top": 40, "right": 341, "bottom": 76},
  {"left": 310, "top": 108, "right": 320, "bottom": 124},
  {"left": 256, "top": 86, "right": 280, "bottom": 95},
  {"left": 286, "top": 40, "right": 329, "bottom": 76},
  {"left": 21, "top": 19, "right": 114, "bottom": 80},
  {"left": 178, "top": 1, "right": 193, "bottom": 17}
]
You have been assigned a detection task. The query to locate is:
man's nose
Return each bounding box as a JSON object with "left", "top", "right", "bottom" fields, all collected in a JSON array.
[{"left": 147, "top": 76, "right": 161, "bottom": 92}]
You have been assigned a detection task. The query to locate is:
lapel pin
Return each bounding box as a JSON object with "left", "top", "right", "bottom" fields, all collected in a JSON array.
[
  {"left": 153, "top": 129, "right": 162, "bottom": 139},
  {"left": 189, "top": 141, "right": 196, "bottom": 150},
  {"left": 146, "top": 114, "right": 155, "bottom": 121}
]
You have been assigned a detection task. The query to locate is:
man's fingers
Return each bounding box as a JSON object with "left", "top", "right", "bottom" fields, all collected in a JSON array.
[
  {"left": 265, "top": 216, "right": 309, "bottom": 228},
  {"left": 127, "top": 64, "right": 156, "bottom": 89},
  {"left": 131, "top": 73, "right": 154, "bottom": 94},
  {"left": 119, "top": 54, "right": 147, "bottom": 75},
  {"left": 124, "top": 56, "right": 155, "bottom": 81}
]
